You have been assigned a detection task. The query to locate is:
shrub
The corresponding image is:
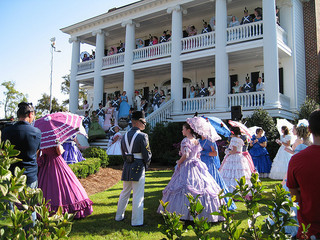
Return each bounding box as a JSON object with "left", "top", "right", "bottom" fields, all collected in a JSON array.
[
  {"left": 69, "top": 158, "right": 101, "bottom": 178},
  {"left": 149, "top": 122, "right": 183, "bottom": 165},
  {"left": 244, "top": 108, "right": 279, "bottom": 159},
  {"left": 82, "top": 147, "right": 109, "bottom": 167},
  {"left": 0, "top": 140, "right": 73, "bottom": 239},
  {"left": 296, "top": 96, "right": 319, "bottom": 122},
  {"left": 108, "top": 155, "right": 123, "bottom": 166}
]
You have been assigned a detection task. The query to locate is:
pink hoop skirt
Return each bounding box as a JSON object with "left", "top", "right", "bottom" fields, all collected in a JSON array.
[{"left": 38, "top": 147, "right": 93, "bottom": 219}]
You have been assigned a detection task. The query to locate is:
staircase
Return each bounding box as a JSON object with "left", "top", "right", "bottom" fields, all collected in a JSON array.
[
  {"left": 89, "top": 138, "right": 110, "bottom": 150},
  {"left": 146, "top": 99, "right": 174, "bottom": 128}
]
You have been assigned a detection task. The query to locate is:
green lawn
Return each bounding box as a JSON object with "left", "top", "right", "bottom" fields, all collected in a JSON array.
[{"left": 70, "top": 170, "right": 281, "bottom": 240}]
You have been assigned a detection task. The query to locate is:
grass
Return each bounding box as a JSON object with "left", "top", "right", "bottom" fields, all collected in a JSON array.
[{"left": 70, "top": 170, "right": 281, "bottom": 240}]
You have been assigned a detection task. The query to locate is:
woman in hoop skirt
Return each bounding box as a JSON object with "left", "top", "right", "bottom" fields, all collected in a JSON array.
[
  {"left": 37, "top": 144, "right": 93, "bottom": 219},
  {"left": 62, "top": 135, "right": 86, "bottom": 165},
  {"left": 107, "top": 126, "right": 122, "bottom": 156},
  {"left": 269, "top": 126, "right": 292, "bottom": 180},
  {"left": 249, "top": 128, "right": 272, "bottom": 178},
  {"left": 157, "top": 122, "right": 226, "bottom": 222},
  {"left": 103, "top": 102, "right": 114, "bottom": 132},
  {"left": 219, "top": 127, "right": 253, "bottom": 193},
  {"left": 118, "top": 91, "right": 130, "bottom": 119}
]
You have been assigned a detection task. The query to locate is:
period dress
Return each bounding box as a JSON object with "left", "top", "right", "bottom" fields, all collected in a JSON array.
[
  {"left": 103, "top": 107, "right": 114, "bottom": 131},
  {"left": 118, "top": 95, "right": 130, "bottom": 118},
  {"left": 199, "top": 138, "right": 236, "bottom": 210},
  {"left": 219, "top": 137, "right": 253, "bottom": 192},
  {"left": 249, "top": 135, "right": 272, "bottom": 176},
  {"left": 269, "top": 135, "right": 293, "bottom": 180},
  {"left": 38, "top": 147, "right": 93, "bottom": 219},
  {"left": 107, "top": 132, "right": 122, "bottom": 155},
  {"left": 157, "top": 138, "right": 225, "bottom": 222},
  {"left": 62, "top": 136, "right": 86, "bottom": 164}
]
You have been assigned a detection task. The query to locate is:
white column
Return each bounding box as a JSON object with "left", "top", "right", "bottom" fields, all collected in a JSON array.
[
  {"left": 263, "top": 0, "right": 280, "bottom": 108},
  {"left": 69, "top": 37, "right": 80, "bottom": 113},
  {"left": 167, "top": 5, "right": 184, "bottom": 113},
  {"left": 215, "top": 0, "right": 229, "bottom": 111},
  {"left": 122, "top": 20, "right": 137, "bottom": 106},
  {"left": 92, "top": 29, "right": 105, "bottom": 110}
]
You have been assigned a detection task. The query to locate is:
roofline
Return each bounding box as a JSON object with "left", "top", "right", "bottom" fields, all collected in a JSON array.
[{"left": 60, "top": 0, "right": 146, "bottom": 34}]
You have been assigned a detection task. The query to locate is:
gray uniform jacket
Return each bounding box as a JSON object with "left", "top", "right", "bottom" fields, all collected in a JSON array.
[{"left": 121, "top": 127, "right": 152, "bottom": 181}]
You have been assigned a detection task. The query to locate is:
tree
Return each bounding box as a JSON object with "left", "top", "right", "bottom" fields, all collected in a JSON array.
[
  {"left": 61, "top": 74, "right": 87, "bottom": 106},
  {"left": 296, "top": 96, "right": 319, "bottom": 122},
  {"left": 35, "top": 93, "right": 67, "bottom": 116},
  {"left": 1, "top": 81, "right": 28, "bottom": 118}
]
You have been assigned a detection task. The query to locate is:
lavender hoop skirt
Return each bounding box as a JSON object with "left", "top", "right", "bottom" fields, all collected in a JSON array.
[
  {"left": 38, "top": 147, "right": 93, "bottom": 219},
  {"left": 62, "top": 141, "right": 86, "bottom": 164},
  {"left": 157, "top": 159, "right": 225, "bottom": 222}
]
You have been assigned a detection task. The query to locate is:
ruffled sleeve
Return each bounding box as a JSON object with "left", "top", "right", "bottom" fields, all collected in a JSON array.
[
  {"left": 259, "top": 136, "right": 267, "bottom": 143},
  {"left": 251, "top": 135, "right": 257, "bottom": 142},
  {"left": 180, "top": 138, "right": 192, "bottom": 156}
]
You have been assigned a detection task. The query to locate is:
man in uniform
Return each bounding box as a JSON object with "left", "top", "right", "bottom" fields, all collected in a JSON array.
[
  {"left": 112, "top": 95, "right": 120, "bottom": 125},
  {"left": 240, "top": 7, "right": 253, "bottom": 25},
  {"left": 96, "top": 103, "right": 105, "bottom": 128},
  {"left": 152, "top": 87, "right": 161, "bottom": 111},
  {"left": 115, "top": 111, "right": 152, "bottom": 227},
  {"left": 242, "top": 75, "right": 254, "bottom": 93}
]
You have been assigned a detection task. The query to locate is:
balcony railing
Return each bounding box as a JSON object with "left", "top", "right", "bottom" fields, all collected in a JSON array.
[
  {"left": 181, "top": 96, "right": 216, "bottom": 113},
  {"left": 181, "top": 31, "right": 215, "bottom": 53},
  {"left": 77, "top": 59, "right": 95, "bottom": 73},
  {"left": 228, "top": 91, "right": 265, "bottom": 109},
  {"left": 227, "top": 21, "right": 263, "bottom": 44},
  {"left": 102, "top": 53, "right": 125, "bottom": 69},
  {"left": 277, "top": 25, "right": 288, "bottom": 45},
  {"left": 279, "top": 93, "right": 290, "bottom": 109},
  {"left": 146, "top": 99, "right": 174, "bottom": 128},
  {"left": 133, "top": 42, "right": 172, "bottom": 63}
]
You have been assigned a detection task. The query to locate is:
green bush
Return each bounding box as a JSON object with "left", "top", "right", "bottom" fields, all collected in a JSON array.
[
  {"left": 244, "top": 108, "right": 279, "bottom": 159},
  {"left": 296, "top": 96, "right": 319, "bottom": 122},
  {"left": 149, "top": 122, "right": 183, "bottom": 165},
  {"left": 69, "top": 158, "right": 101, "bottom": 178},
  {"left": 0, "top": 140, "right": 73, "bottom": 239},
  {"left": 108, "top": 155, "right": 123, "bottom": 166},
  {"left": 82, "top": 147, "right": 109, "bottom": 167}
]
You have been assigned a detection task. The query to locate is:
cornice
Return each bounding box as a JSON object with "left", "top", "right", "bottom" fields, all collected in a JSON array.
[{"left": 60, "top": 0, "right": 194, "bottom": 37}]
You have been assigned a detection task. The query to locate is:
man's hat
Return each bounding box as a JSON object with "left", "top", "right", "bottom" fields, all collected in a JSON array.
[{"left": 132, "top": 111, "right": 145, "bottom": 120}]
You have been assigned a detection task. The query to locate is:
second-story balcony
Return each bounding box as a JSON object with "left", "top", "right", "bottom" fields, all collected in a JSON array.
[{"left": 76, "top": 21, "right": 287, "bottom": 75}]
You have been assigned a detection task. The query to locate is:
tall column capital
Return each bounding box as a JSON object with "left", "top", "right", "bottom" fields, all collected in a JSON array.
[
  {"left": 167, "top": 5, "right": 187, "bottom": 14},
  {"left": 121, "top": 19, "right": 140, "bottom": 28},
  {"left": 68, "top": 36, "right": 79, "bottom": 44},
  {"left": 92, "top": 29, "right": 109, "bottom": 37}
]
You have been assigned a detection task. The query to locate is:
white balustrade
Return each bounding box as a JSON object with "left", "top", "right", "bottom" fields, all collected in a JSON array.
[
  {"left": 181, "top": 96, "right": 216, "bottom": 113},
  {"left": 181, "top": 32, "right": 215, "bottom": 53},
  {"left": 102, "top": 53, "right": 125, "bottom": 69},
  {"left": 228, "top": 91, "right": 265, "bottom": 109},
  {"left": 133, "top": 42, "right": 172, "bottom": 63},
  {"left": 77, "top": 60, "right": 95, "bottom": 73},
  {"left": 146, "top": 99, "right": 174, "bottom": 128},
  {"left": 276, "top": 25, "right": 288, "bottom": 45},
  {"left": 227, "top": 21, "right": 263, "bottom": 44}
]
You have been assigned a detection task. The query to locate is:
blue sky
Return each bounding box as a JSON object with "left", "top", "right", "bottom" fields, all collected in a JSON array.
[{"left": 0, "top": 0, "right": 137, "bottom": 118}]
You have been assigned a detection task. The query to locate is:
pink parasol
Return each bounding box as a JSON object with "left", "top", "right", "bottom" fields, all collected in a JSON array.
[
  {"left": 228, "top": 120, "right": 252, "bottom": 138},
  {"left": 186, "top": 117, "right": 221, "bottom": 142},
  {"left": 34, "top": 112, "right": 84, "bottom": 149}
]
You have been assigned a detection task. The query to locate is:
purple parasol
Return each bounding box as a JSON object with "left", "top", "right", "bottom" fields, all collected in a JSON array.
[
  {"left": 34, "top": 112, "right": 84, "bottom": 149},
  {"left": 186, "top": 116, "right": 221, "bottom": 142}
]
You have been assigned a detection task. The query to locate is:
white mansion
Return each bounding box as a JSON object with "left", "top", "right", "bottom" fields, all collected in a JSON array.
[{"left": 61, "top": 0, "right": 307, "bottom": 126}]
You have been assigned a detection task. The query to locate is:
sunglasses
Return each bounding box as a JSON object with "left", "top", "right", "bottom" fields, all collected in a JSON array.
[{"left": 140, "top": 120, "right": 146, "bottom": 126}]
